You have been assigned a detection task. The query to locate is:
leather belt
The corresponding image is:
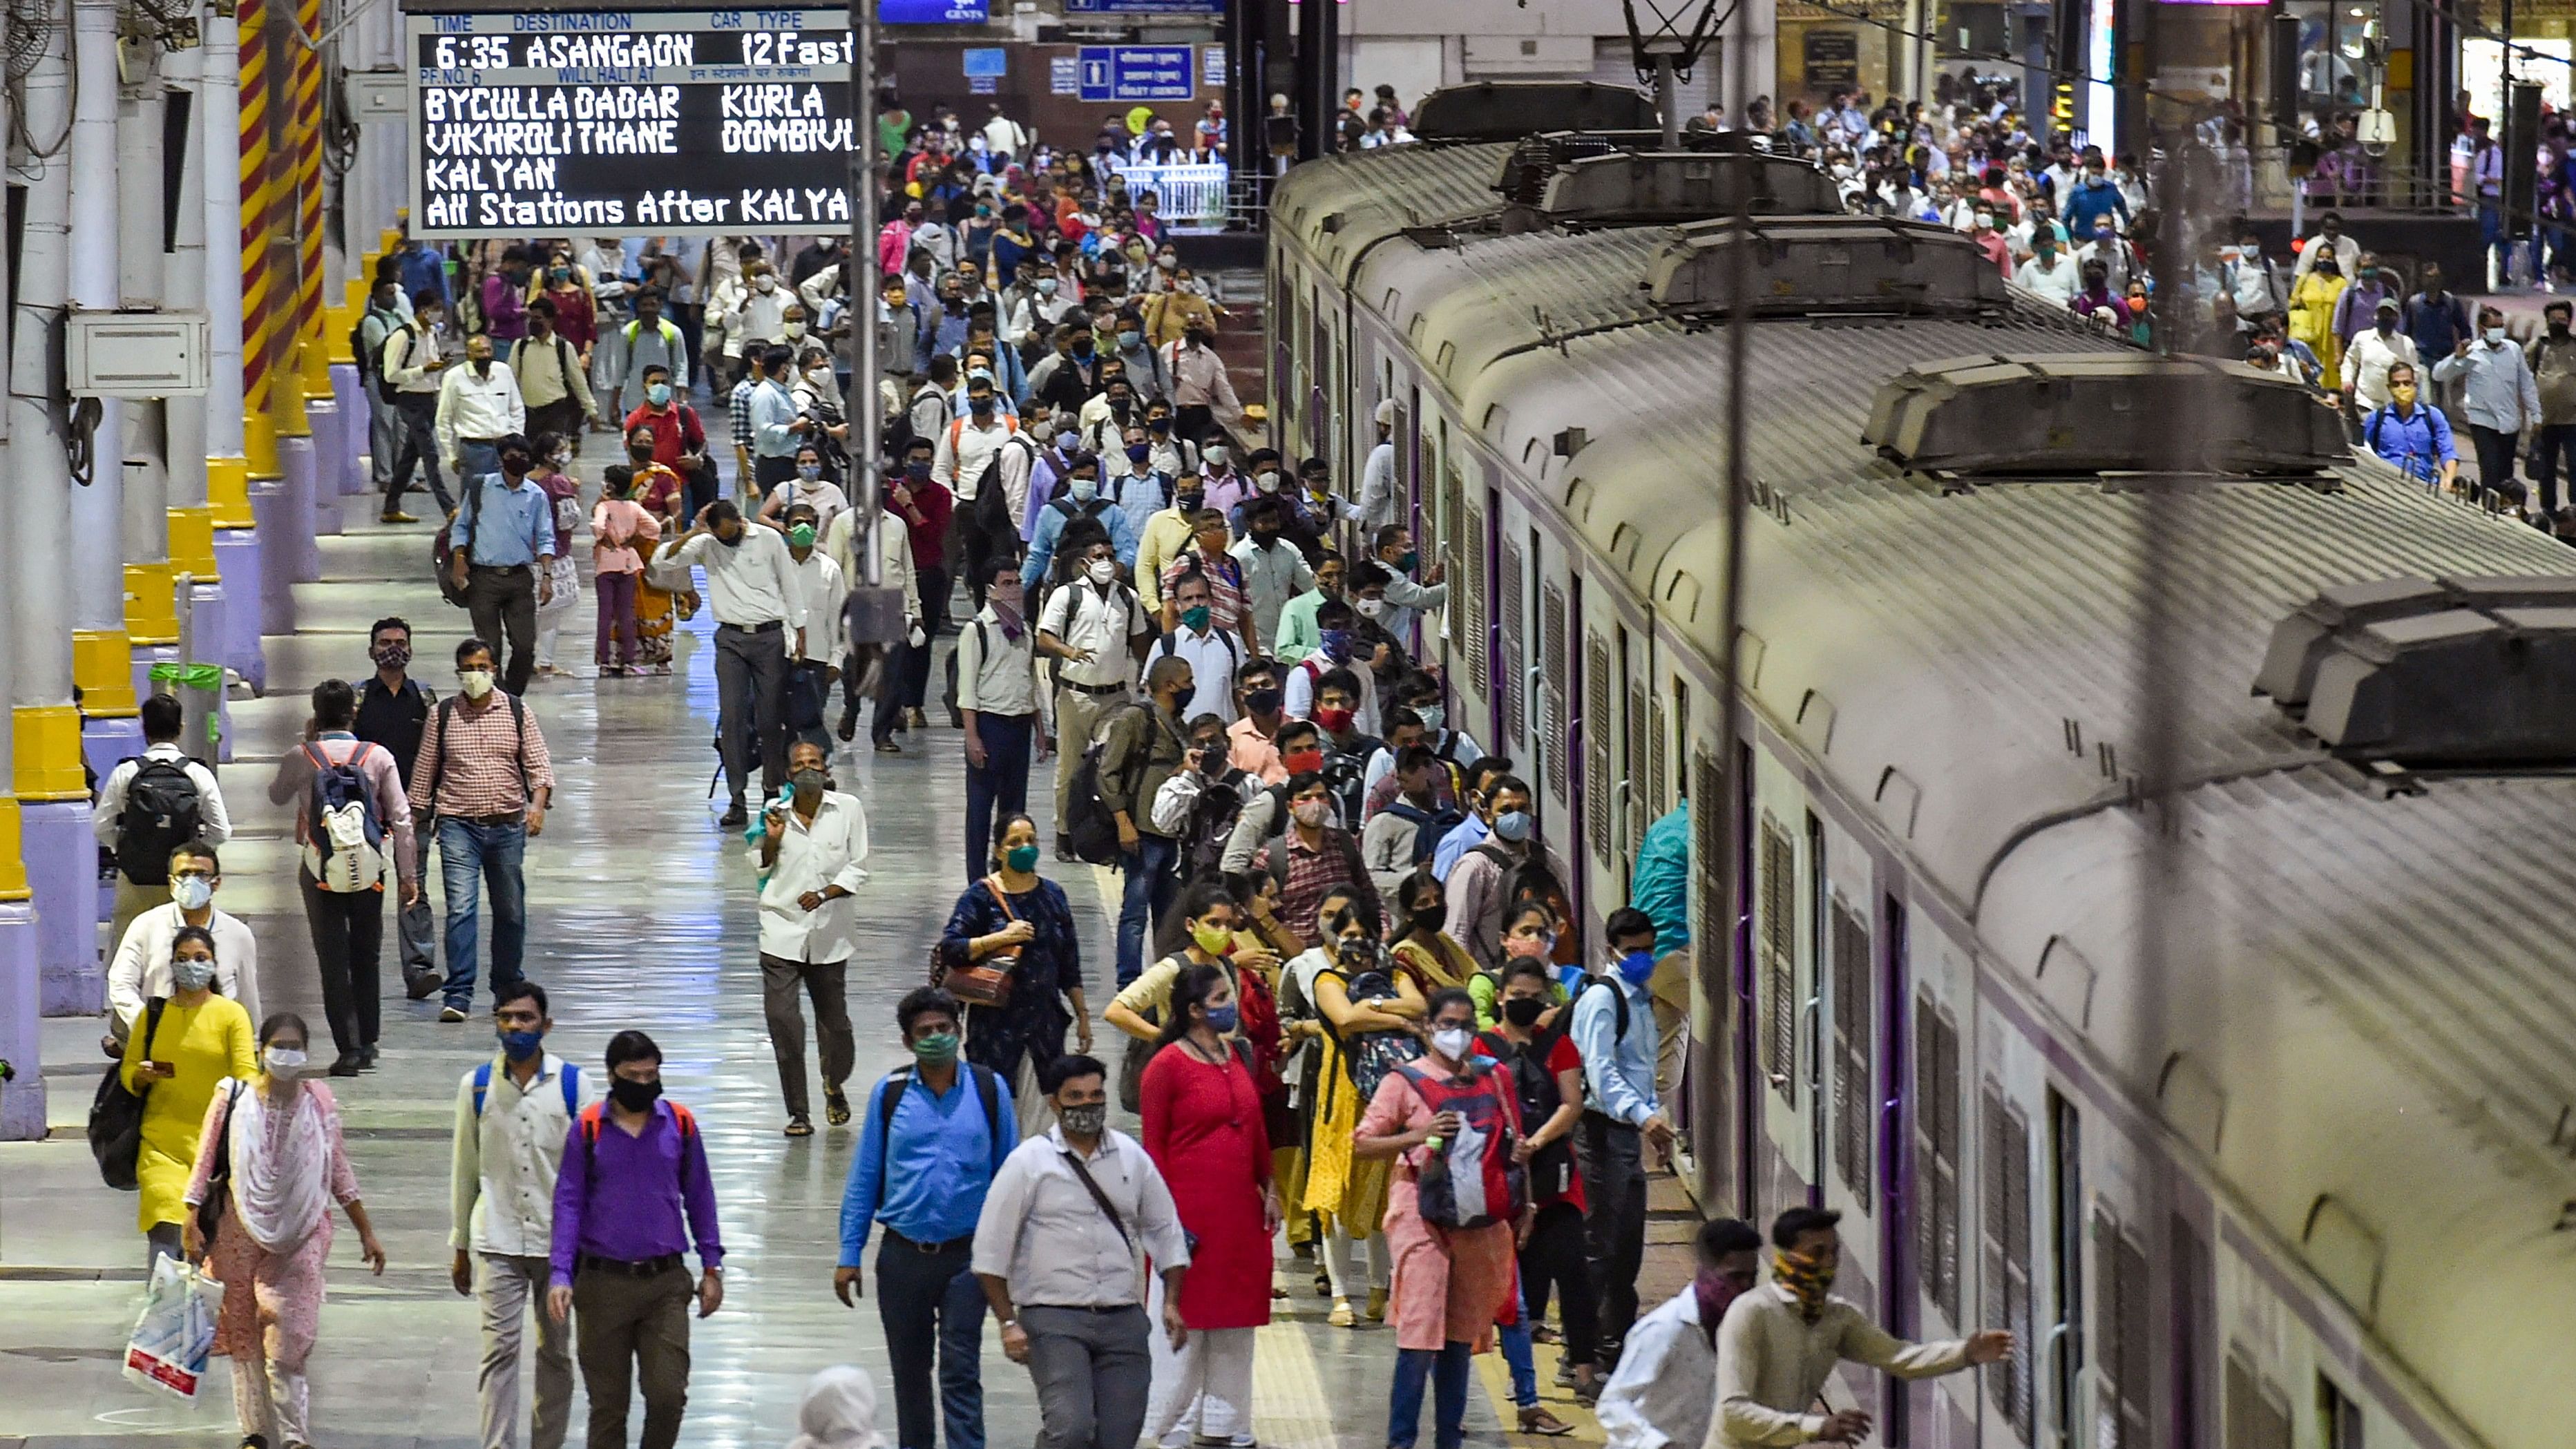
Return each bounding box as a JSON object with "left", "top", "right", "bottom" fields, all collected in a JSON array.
[
  {"left": 1062, "top": 680, "right": 1129, "bottom": 697},
  {"left": 578, "top": 1252, "right": 683, "bottom": 1278},
  {"left": 719, "top": 620, "right": 784, "bottom": 634},
  {"left": 884, "top": 1229, "right": 975, "bottom": 1255}
]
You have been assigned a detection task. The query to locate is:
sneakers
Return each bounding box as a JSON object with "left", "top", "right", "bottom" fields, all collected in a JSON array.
[{"left": 439, "top": 1005, "right": 468, "bottom": 1024}]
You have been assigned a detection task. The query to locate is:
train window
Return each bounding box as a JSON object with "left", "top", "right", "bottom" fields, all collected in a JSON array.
[
  {"left": 1758, "top": 816, "right": 1796, "bottom": 1104},
  {"left": 1627, "top": 678, "right": 1650, "bottom": 843},
  {"left": 2316, "top": 1376, "right": 2363, "bottom": 1449},
  {"left": 1500, "top": 540, "right": 1526, "bottom": 742},
  {"left": 1829, "top": 899, "right": 1872, "bottom": 1205},
  {"left": 1462, "top": 497, "right": 1488, "bottom": 691},
  {"left": 1692, "top": 749, "right": 1722, "bottom": 881},
  {"left": 1982, "top": 1086, "right": 2036, "bottom": 1443},
  {"left": 1647, "top": 693, "right": 1668, "bottom": 818},
  {"left": 1585, "top": 632, "right": 1614, "bottom": 865},
  {"left": 2223, "top": 1354, "right": 2290, "bottom": 1449},
  {"left": 2092, "top": 1207, "right": 2154, "bottom": 1449},
  {"left": 1913, "top": 999, "right": 1962, "bottom": 1326},
  {"left": 1543, "top": 583, "right": 1570, "bottom": 803}
]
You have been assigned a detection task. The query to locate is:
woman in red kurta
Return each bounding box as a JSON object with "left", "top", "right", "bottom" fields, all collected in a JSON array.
[{"left": 1140, "top": 958, "right": 1278, "bottom": 1448}]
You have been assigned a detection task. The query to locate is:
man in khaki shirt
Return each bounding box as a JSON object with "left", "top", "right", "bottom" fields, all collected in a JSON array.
[{"left": 1710, "top": 1207, "right": 2010, "bottom": 1448}]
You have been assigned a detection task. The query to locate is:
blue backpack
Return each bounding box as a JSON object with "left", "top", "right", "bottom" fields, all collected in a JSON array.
[{"left": 473, "top": 1059, "right": 581, "bottom": 1119}]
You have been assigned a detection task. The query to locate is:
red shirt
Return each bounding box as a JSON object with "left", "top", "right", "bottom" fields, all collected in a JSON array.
[
  {"left": 889, "top": 475, "right": 953, "bottom": 573},
  {"left": 1477, "top": 1026, "right": 1587, "bottom": 1210},
  {"left": 623, "top": 403, "right": 705, "bottom": 470}
]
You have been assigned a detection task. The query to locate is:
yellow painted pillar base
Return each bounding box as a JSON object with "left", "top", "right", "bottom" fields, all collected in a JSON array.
[
  {"left": 273, "top": 382, "right": 313, "bottom": 438},
  {"left": 14, "top": 704, "right": 88, "bottom": 800},
  {"left": 207, "top": 461, "right": 254, "bottom": 530},
  {"left": 126, "top": 563, "right": 180, "bottom": 645},
  {"left": 245, "top": 413, "right": 283, "bottom": 480},
  {"left": 0, "top": 798, "right": 32, "bottom": 901},
  {"left": 303, "top": 330, "right": 336, "bottom": 394},
  {"left": 381, "top": 225, "right": 401, "bottom": 255},
  {"left": 167, "top": 507, "right": 218, "bottom": 582},
  {"left": 73, "top": 631, "right": 137, "bottom": 716}
]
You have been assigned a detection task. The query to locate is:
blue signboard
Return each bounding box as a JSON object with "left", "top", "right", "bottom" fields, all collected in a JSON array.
[
  {"left": 881, "top": 0, "right": 989, "bottom": 23},
  {"left": 962, "top": 46, "right": 1008, "bottom": 77},
  {"left": 1076, "top": 46, "right": 1195, "bottom": 103},
  {"left": 1063, "top": 0, "right": 1224, "bottom": 12}
]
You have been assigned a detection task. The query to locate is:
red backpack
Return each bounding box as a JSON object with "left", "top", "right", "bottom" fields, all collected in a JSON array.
[{"left": 1397, "top": 1060, "right": 1527, "bottom": 1230}]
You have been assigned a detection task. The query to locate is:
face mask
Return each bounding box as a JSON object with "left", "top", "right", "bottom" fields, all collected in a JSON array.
[
  {"left": 1290, "top": 798, "right": 1330, "bottom": 827},
  {"left": 1206, "top": 447, "right": 1230, "bottom": 468},
  {"left": 1191, "top": 921, "right": 1234, "bottom": 956},
  {"left": 1237, "top": 687, "right": 1280, "bottom": 718},
  {"left": 1069, "top": 474, "right": 1100, "bottom": 503},
  {"left": 1203, "top": 1003, "right": 1241, "bottom": 1033},
  {"left": 1176, "top": 491, "right": 1204, "bottom": 513},
  {"left": 1431, "top": 1026, "right": 1473, "bottom": 1062},
  {"left": 1315, "top": 706, "right": 1355, "bottom": 736},
  {"left": 1058, "top": 1102, "right": 1107, "bottom": 1137},
  {"left": 796, "top": 462, "right": 823, "bottom": 481},
  {"left": 372, "top": 642, "right": 411, "bottom": 669},
  {"left": 1773, "top": 1247, "right": 1838, "bottom": 1321},
  {"left": 1036, "top": 278, "right": 1059, "bottom": 296},
  {"left": 171, "top": 955, "right": 216, "bottom": 990},
  {"left": 1074, "top": 557, "right": 1116, "bottom": 588},
  {"left": 500, "top": 1028, "right": 544, "bottom": 1060},
  {"left": 1181, "top": 604, "right": 1212, "bottom": 632},
  {"left": 1616, "top": 948, "right": 1658, "bottom": 986},
  {"left": 910, "top": 1030, "right": 961, "bottom": 1064},
  {"left": 989, "top": 583, "right": 1024, "bottom": 612},
  {"left": 2389, "top": 384, "right": 2418, "bottom": 405},
  {"left": 791, "top": 767, "right": 829, "bottom": 797},
  {"left": 1416, "top": 704, "right": 1444, "bottom": 733},
  {"left": 970, "top": 396, "right": 996, "bottom": 415},
  {"left": 473, "top": 358, "right": 495, "bottom": 378},
  {"left": 1281, "top": 745, "right": 1324, "bottom": 773},
  {"left": 460, "top": 669, "right": 497, "bottom": 700},
  {"left": 172, "top": 876, "right": 214, "bottom": 912},
  {"left": 1355, "top": 598, "right": 1387, "bottom": 620},
  {"left": 1168, "top": 684, "right": 1194, "bottom": 714},
  {"left": 1120, "top": 329, "right": 1142, "bottom": 349},
  {"left": 609, "top": 1076, "right": 665, "bottom": 1113},
  {"left": 907, "top": 461, "right": 933, "bottom": 481},
  {"left": 1410, "top": 901, "right": 1448, "bottom": 933},
  {"left": 1319, "top": 628, "right": 1352, "bottom": 662},
  {"left": 2488, "top": 327, "right": 2508, "bottom": 345},
  {"left": 1072, "top": 336, "right": 1095, "bottom": 358},
  {"left": 2555, "top": 322, "right": 2572, "bottom": 338},
  {"left": 263, "top": 1046, "right": 307, "bottom": 1079},
  {"left": 756, "top": 276, "right": 779, "bottom": 293},
  {"left": 1502, "top": 995, "right": 1546, "bottom": 1028},
  {"left": 1494, "top": 809, "right": 1534, "bottom": 843},
  {"left": 647, "top": 382, "right": 672, "bottom": 406},
  {"left": 1004, "top": 843, "right": 1041, "bottom": 874}
]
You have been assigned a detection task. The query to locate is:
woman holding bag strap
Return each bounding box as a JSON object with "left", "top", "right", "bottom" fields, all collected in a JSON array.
[{"left": 939, "top": 813, "right": 1090, "bottom": 1139}]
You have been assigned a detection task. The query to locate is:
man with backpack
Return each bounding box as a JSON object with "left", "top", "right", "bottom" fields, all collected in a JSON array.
[
  {"left": 1147, "top": 568, "right": 1239, "bottom": 725},
  {"left": 1095, "top": 655, "right": 1196, "bottom": 985},
  {"left": 354, "top": 273, "right": 412, "bottom": 521},
  {"left": 1442, "top": 775, "right": 1570, "bottom": 975},
  {"left": 1362, "top": 746, "right": 1459, "bottom": 899},
  {"left": 381, "top": 286, "right": 459, "bottom": 517},
  {"left": 937, "top": 375, "right": 1035, "bottom": 612},
  {"left": 833, "top": 987, "right": 1017, "bottom": 1449},
  {"left": 1036, "top": 535, "right": 1152, "bottom": 850},
  {"left": 447, "top": 980, "right": 584, "bottom": 1449},
  {"left": 1020, "top": 453, "right": 1137, "bottom": 593},
  {"left": 1570, "top": 907, "right": 1672, "bottom": 1368},
  {"left": 266, "top": 679, "right": 418, "bottom": 1075},
  {"left": 93, "top": 691, "right": 231, "bottom": 954}
]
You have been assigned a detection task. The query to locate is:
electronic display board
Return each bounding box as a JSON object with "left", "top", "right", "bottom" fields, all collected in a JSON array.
[{"left": 408, "top": 8, "right": 872, "bottom": 238}]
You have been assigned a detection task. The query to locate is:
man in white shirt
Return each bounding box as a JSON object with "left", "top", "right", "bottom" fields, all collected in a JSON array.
[
  {"left": 2291, "top": 211, "right": 2363, "bottom": 281},
  {"left": 754, "top": 740, "right": 869, "bottom": 1135},
  {"left": 781, "top": 501, "right": 848, "bottom": 752},
  {"left": 2341, "top": 298, "right": 2420, "bottom": 416},
  {"left": 447, "top": 980, "right": 584, "bottom": 1449},
  {"left": 382, "top": 288, "right": 459, "bottom": 515},
  {"left": 95, "top": 691, "right": 232, "bottom": 952},
  {"left": 980, "top": 101, "right": 1030, "bottom": 162},
  {"left": 1037, "top": 537, "right": 1152, "bottom": 841},
  {"left": 972, "top": 1055, "right": 1190, "bottom": 1449},
  {"left": 437, "top": 332, "right": 530, "bottom": 483},
  {"left": 1148, "top": 569, "right": 1240, "bottom": 726},
  {"left": 1367, "top": 525, "right": 1448, "bottom": 644},
  {"left": 104, "top": 839, "right": 259, "bottom": 1046},
  {"left": 1712, "top": 1206, "right": 2011, "bottom": 1449},
  {"left": 1354, "top": 398, "right": 1400, "bottom": 534},
  {"left": 2221, "top": 236, "right": 2281, "bottom": 334},
  {"left": 2012, "top": 233, "right": 2079, "bottom": 305},
  {"left": 958, "top": 556, "right": 1049, "bottom": 882},
  {"left": 1595, "top": 1218, "right": 1762, "bottom": 1449},
  {"left": 658, "top": 499, "right": 810, "bottom": 827},
  {"left": 932, "top": 376, "right": 1025, "bottom": 503}
]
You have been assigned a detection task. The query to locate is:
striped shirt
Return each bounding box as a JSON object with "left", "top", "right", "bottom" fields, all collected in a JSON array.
[
  {"left": 1159, "top": 548, "right": 1247, "bottom": 636},
  {"left": 408, "top": 695, "right": 556, "bottom": 818}
]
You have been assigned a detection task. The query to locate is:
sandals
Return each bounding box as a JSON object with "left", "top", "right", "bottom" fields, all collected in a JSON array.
[
  {"left": 784, "top": 1116, "right": 814, "bottom": 1138},
  {"left": 1518, "top": 1408, "right": 1576, "bottom": 1437},
  {"left": 825, "top": 1088, "right": 852, "bottom": 1126}
]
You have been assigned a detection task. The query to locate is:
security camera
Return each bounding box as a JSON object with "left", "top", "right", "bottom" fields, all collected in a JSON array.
[{"left": 2356, "top": 106, "right": 2395, "bottom": 157}]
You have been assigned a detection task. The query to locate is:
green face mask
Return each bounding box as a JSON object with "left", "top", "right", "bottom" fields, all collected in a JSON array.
[
  {"left": 910, "top": 1030, "right": 960, "bottom": 1064},
  {"left": 1180, "top": 604, "right": 1212, "bottom": 632},
  {"left": 1004, "top": 843, "right": 1041, "bottom": 873},
  {"left": 788, "top": 524, "right": 817, "bottom": 548}
]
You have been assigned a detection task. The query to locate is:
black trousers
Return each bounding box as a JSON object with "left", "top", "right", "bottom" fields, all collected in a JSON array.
[
  {"left": 464, "top": 564, "right": 541, "bottom": 695},
  {"left": 2468, "top": 423, "right": 2520, "bottom": 501},
  {"left": 874, "top": 1236, "right": 986, "bottom": 1449},
  {"left": 753, "top": 452, "right": 799, "bottom": 503},
  {"left": 1576, "top": 1112, "right": 1648, "bottom": 1358},
  {"left": 390, "top": 393, "right": 455, "bottom": 513},
  {"left": 874, "top": 564, "right": 948, "bottom": 740},
  {"left": 714, "top": 622, "right": 791, "bottom": 805},
  {"left": 303, "top": 869, "right": 386, "bottom": 1055},
  {"left": 2532, "top": 423, "right": 2576, "bottom": 514},
  {"left": 1518, "top": 1198, "right": 1600, "bottom": 1371},
  {"left": 528, "top": 396, "right": 586, "bottom": 445}
]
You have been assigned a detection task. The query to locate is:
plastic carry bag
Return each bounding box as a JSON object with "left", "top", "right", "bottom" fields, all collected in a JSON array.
[{"left": 123, "top": 1254, "right": 225, "bottom": 1399}]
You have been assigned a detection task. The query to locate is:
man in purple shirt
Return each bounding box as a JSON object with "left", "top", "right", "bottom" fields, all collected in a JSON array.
[
  {"left": 546, "top": 1030, "right": 723, "bottom": 1449},
  {"left": 482, "top": 245, "right": 533, "bottom": 362}
]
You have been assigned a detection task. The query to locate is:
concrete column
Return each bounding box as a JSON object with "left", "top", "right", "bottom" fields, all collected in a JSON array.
[
  {"left": 12, "top": 0, "right": 102, "bottom": 1015},
  {"left": 160, "top": 44, "right": 232, "bottom": 762},
  {"left": 0, "top": 25, "right": 38, "bottom": 1142},
  {"left": 202, "top": 7, "right": 263, "bottom": 693},
  {"left": 120, "top": 67, "right": 183, "bottom": 751},
  {"left": 70, "top": 0, "right": 137, "bottom": 787}
]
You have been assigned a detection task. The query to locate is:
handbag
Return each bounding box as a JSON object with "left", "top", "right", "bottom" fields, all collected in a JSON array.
[
  {"left": 938, "top": 878, "right": 1020, "bottom": 1008},
  {"left": 195, "top": 1081, "right": 242, "bottom": 1245},
  {"left": 88, "top": 999, "right": 169, "bottom": 1191}
]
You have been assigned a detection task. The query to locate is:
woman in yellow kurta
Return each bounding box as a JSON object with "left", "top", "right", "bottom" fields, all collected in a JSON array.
[
  {"left": 122, "top": 924, "right": 256, "bottom": 1260},
  {"left": 2288, "top": 250, "right": 2349, "bottom": 391},
  {"left": 1294, "top": 889, "right": 1427, "bottom": 1327}
]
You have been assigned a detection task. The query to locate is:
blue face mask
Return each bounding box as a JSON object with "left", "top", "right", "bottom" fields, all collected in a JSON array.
[
  {"left": 1204, "top": 1004, "right": 1241, "bottom": 1034},
  {"left": 1616, "top": 949, "right": 1657, "bottom": 986},
  {"left": 646, "top": 382, "right": 671, "bottom": 406},
  {"left": 1319, "top": 627, "right": 1352, "bottom": 662},
  {"left": 499, "top": 1028, "right": 544, "bottom": 1060},
  {"left": 1070, "top": 474, "right": 1099, "bottom": 502},
  {"left": 1492, "top": 809, "right": 1534, "bottom": 843}
]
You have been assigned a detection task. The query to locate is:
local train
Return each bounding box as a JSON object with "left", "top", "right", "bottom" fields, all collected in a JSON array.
[{"left": 1267, "top": 88, "right": 2576, "bottom": 1449}]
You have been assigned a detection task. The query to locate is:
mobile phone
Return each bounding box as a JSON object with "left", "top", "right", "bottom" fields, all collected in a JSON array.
[{"left": 151, "top": 1060, "right": 174, "bottom": 1073}]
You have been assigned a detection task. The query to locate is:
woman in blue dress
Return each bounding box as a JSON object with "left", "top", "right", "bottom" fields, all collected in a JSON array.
[{"left": 937, "top": 811, "right": 1094, "bottom": 1137}]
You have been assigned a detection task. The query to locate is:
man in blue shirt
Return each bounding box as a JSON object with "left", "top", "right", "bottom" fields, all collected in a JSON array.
[
  {"left": 836, "top": 988, "right": 1016, "bottom": 1449},
  {"left": 1429, "top": 756, "right": 1514, "bottom": 881},
  {"left": 1022, "top": 454, "right": 1138, "bottom": 591},
  {"left": 446, "top": 434, "right": 556, "bottom": 695},
  {"left": 2361, "top": 361, "right": 2459, "bottom": 490},
  {"left": 746, "top": 345, "right": 811, "bottom": 501},
  {"left": 1569, "top": 906, "right": 1672, "bottom": 1366},
  {"left": 394, "top": 231, "right": 450, "bottom": 311}
]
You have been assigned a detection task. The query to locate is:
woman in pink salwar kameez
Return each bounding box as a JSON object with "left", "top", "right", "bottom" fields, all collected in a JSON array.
[{"left": 182, "top": 1012, "right": 386, "bottom": 1449}]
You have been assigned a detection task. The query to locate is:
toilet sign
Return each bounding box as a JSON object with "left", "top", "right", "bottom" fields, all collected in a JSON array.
[{"left": 1075, "top": 46, "right": 1194, "bottom": 103}]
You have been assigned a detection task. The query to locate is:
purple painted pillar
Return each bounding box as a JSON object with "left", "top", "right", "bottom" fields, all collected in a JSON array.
[
  {"left": 28, "top": 801, "right": 99, "bottom": 1017},
  {"left": 186, "top": 582, "right": 239, "bottom": 763},
  {"left": 332, "top": 364, "right": 370, "bottom": 496},
  {"left": 211, "top": 529, "right": 264, "bottom": 698},
  {"left": 304, "top": 403, "right": 345, "bottom": 538},
  {"left": 0, "top": 904, "right": 44, "bottom": 1140},
  {"left": 280, "top": 434, "right": 327, "bottom": 575},
  {"left": 254, "top": 476, "right": 298, "bottom": 638}
]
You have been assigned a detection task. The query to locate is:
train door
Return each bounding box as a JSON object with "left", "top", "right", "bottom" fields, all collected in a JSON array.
[
  {"left": 1748, "top": 749, "right": 1813, "bottom": 1231},
  {"left": 1907, "top": 918, "right": 1974, "bottom": 1449},
  {"left": 1579, "top": 611, "right": 1638, "bottom": 919},
  {"left": 2087, "top": 1191, "right": 2153, "bottom": 1449},
  {"left": 1980, "top": 1028, "right": 2043, "bottom": 1449},
  {"left": 1561, "top": 574, "right": 1589, "bottom": 936},
  {"left": 2048, "top": 1092, "right": 2086, "bottom": 1449},
  {"left": 1494, "top": 515, "right": 1538, "bottom": 784},
  {"left": 1536, "top": 553, "right": 1577, "bottom": 914},
  {"left": 1811, "top": 814, "right": 1889, "bottom": 1425},
  {"left": 1878, "top": 893, "right": 1916, "bottom": 1447}
]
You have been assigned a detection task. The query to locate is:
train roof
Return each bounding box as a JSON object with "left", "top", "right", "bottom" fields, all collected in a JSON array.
[{"left": 1270, "top": 142, "right": 1520, "bottom": 284}]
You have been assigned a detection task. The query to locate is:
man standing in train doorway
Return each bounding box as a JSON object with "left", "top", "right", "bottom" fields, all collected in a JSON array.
[{"left": 1711, "top": 1205, "right": 2012, "bottom": 1448}]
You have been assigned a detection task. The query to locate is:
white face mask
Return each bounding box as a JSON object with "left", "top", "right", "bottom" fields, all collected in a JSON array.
[
  {"left": 1087, "top": 557, "right": 1118, "bottom": 585},
  {"left": 1431, "top": 1026, "right": 1473, "bottom": 1062},
  {"left": 460, "top": 669, "right": 497, "bottom": 700},
  {"left": 264, "top": 1047, "right": 309, "bottom": 1079},
  {"left": 755, "top": 276, "right": 778, "bottom": 293},
  {"left": 171, "top": 875, "right": 214, "bottom": 912}
]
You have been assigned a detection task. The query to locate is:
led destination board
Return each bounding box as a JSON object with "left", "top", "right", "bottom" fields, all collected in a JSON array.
[{"left": 408, "top": 9, "right": 866, "bottom": 237}]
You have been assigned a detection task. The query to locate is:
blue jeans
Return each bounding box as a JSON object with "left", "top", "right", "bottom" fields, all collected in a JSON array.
[
  {"left": 457, "top": 437, "right": 501, "bottom": 483},
  {"left": 875, "top": 1238, "right": 986, "bottom": 1449},
  {"left": 1389, "top": 1343, "right": 1473, "bottom": 1449},
  {"left": 1114, "top": 834, "right": 1178, "bottom": 986},
  {"left": 964, "top": 711, "right": 1034, "bottom": 883},
  {"left": 438, "top": 815, "right": 527, "bottom": 1010}
]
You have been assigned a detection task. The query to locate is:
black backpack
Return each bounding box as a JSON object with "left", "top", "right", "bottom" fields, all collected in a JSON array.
[
  {"left": 115, "top": 758, "right": 203, "bottom": 886},
  {"left": 1383, "top": 799, "right": 1462, "bottom": 865},
  {"left": 1064, "top": 702, "right": 1141, "bottom": 865},
  {"left": 1179, "top": 770, "right": 1247, "bottom": 879},
  {"left": 350, "top": 311, "right": 385, "bottom": 392},
  {"left": 1479, "top": 1022, "right": 1578, "bottom": 1200},
  {"left": 89, "top": 998, "right": 168, "bottom": 1190}
]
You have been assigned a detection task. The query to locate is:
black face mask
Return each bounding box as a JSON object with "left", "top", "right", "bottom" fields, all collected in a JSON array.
[
  {"left": 1168, "top": 684, "right": 1195, "bottom": 714},
  {"left": 1411, "top": 902, "right": 1449, "bottom": 934},
  {"left": 1502, "top": 996, "right": 1547, "bottom": 1028},
  {"left": 609, "top": 1077, "right": 664, "bottom": 1112}
]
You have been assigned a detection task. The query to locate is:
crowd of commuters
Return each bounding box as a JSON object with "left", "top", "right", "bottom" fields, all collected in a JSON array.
[{"left": 75, "top": 83, "right": 2037, "bottom": 1449}]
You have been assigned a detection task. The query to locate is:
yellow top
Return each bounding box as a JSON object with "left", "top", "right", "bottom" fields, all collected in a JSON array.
[{"left": 120, "top": 991, "right": 257, "bottom": 1231}]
